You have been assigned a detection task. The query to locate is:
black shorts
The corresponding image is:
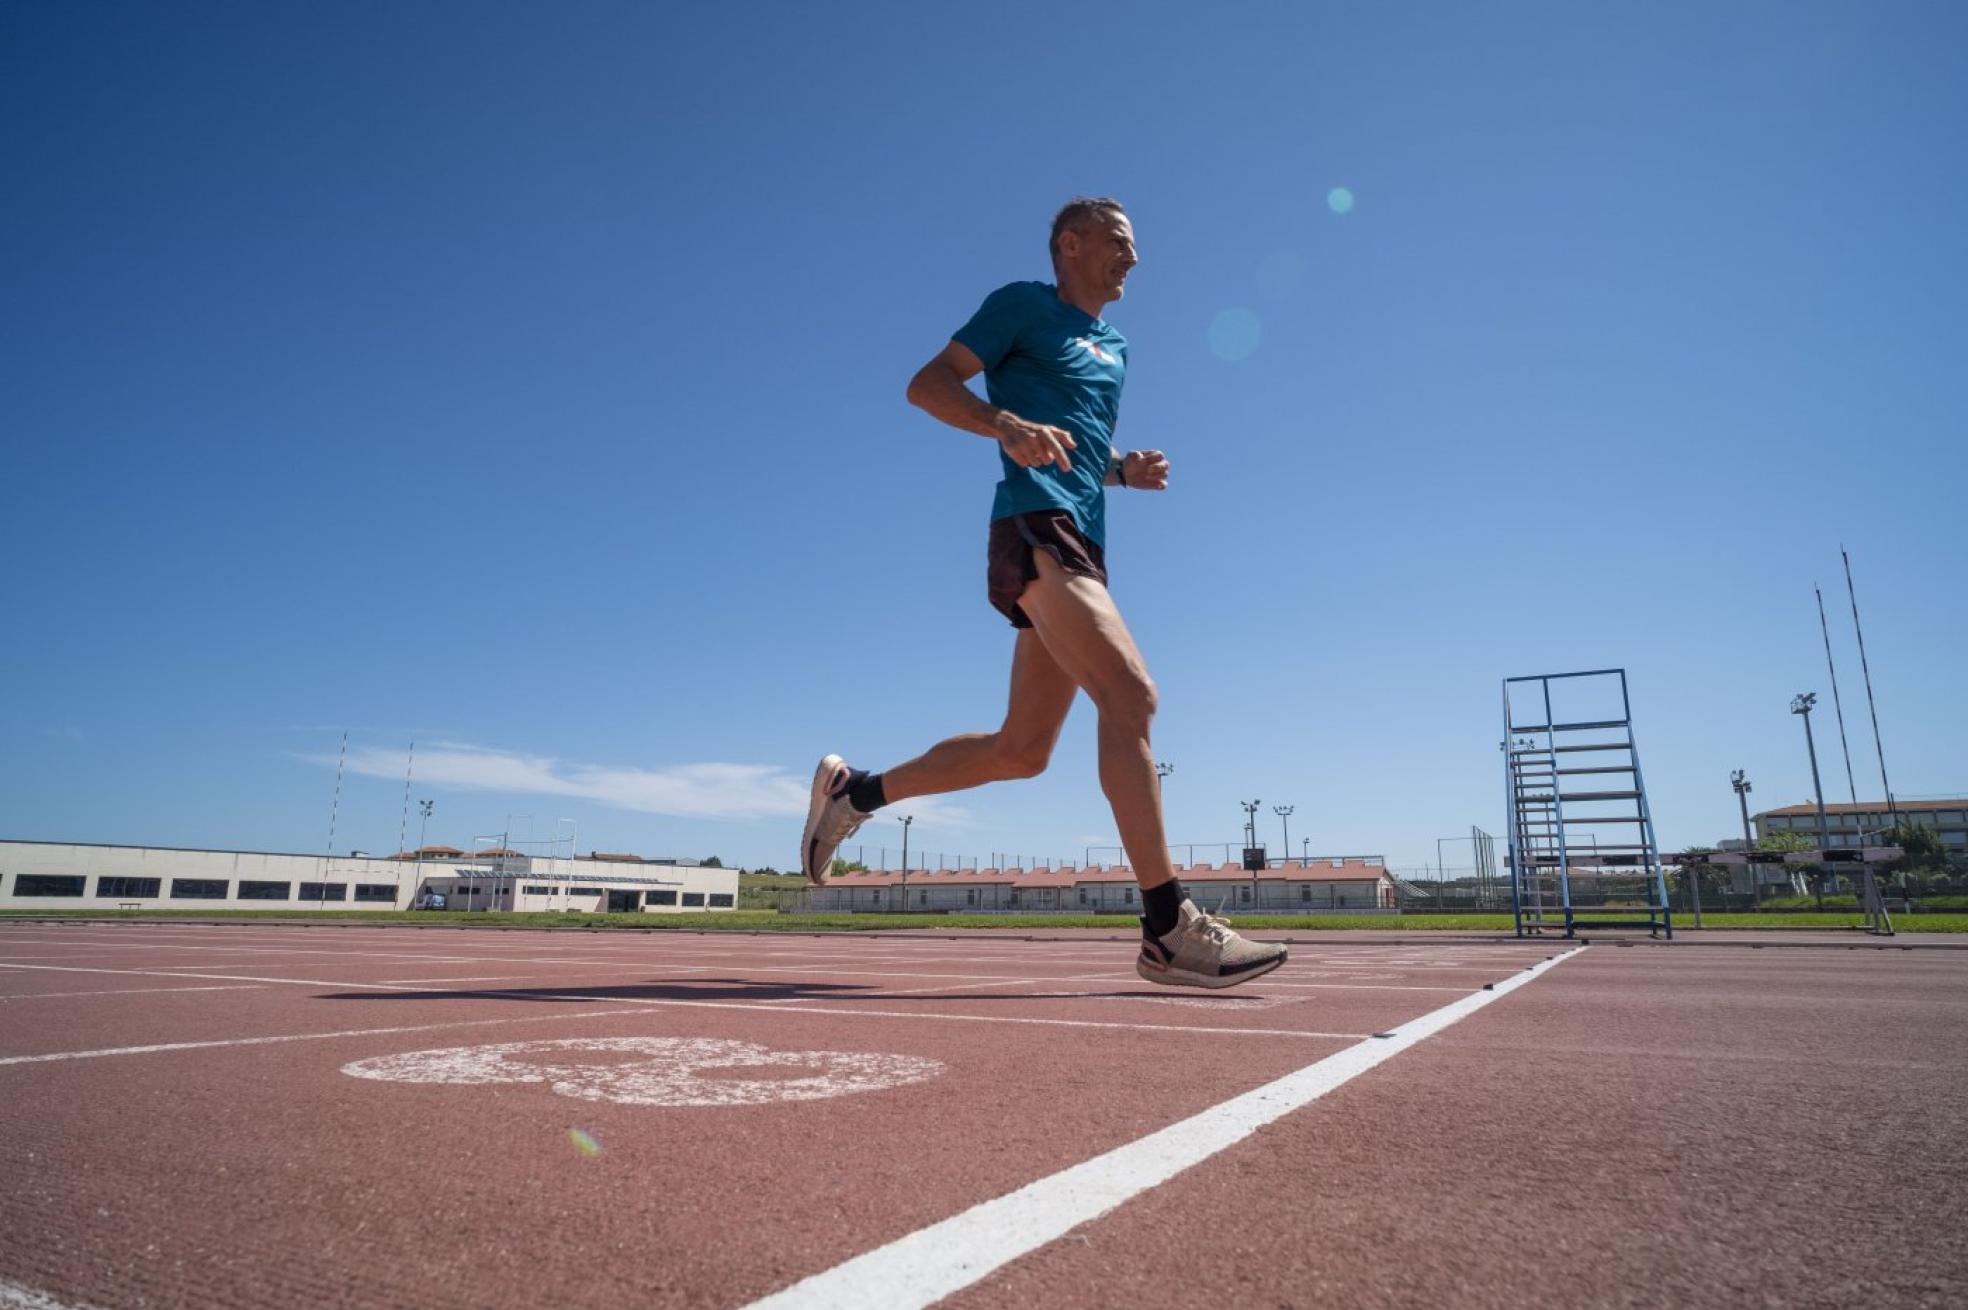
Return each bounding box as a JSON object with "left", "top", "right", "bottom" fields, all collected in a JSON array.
[{"left": 986, "top": 510, "right": 1108, "bottom": 629}]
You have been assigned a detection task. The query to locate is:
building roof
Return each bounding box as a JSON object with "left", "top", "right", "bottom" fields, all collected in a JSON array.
[
  {"left": 587, "top": 852, "right": 648, "bottom": 863},
  {"left": 1758, "top": 798, "right": 1965, "bottom": 818}
]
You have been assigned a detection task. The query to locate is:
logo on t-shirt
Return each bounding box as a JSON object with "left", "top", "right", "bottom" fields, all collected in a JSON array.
[{"left": 1068, "top": 336, "right": 1116, "bottom": 365}]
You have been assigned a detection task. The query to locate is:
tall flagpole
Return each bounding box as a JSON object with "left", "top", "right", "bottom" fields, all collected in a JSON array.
[
  {"left": 1814, "top": 587, "right": 1858, "bottom": 807},
  {"left": 1841, "top": 546, "right": 1895, "bottom": 825}
]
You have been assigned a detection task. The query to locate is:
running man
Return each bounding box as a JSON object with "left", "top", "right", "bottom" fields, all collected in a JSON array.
[{"left": 801, "top": 198, "right": 1287, "bottom": 989}]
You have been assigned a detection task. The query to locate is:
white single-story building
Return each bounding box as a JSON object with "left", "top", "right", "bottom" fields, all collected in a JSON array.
[
  {"left": 808, "top": 858, "right": 1398, "bottom": 913},
  {"left": 0, "top": 840, "right": 738, "bottom": 914}
]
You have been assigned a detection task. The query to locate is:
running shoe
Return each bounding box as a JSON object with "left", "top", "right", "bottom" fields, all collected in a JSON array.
[
  {"left": 800, "top": 754, "right": 871, "bottom": 887},
  {"left": 1136, "top": 899, "right": 1288, "bottom": 988}
]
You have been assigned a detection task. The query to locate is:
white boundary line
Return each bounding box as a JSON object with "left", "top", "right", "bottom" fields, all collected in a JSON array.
[
  {"left": 0, "top": 1278, "right": 99, "bottom": 1310},
  {"left": 743, "top": 946, "right": 1586, "bottom": 1310},
  {"left": 0, "top": 985, "right": 265, "bottom": 1002},
  {"left": 0, "top": 1006, "right": 652, "bottom": 1067},
  {"left": 0, "top": 962, "right": 1367, "bottom": 1046}
]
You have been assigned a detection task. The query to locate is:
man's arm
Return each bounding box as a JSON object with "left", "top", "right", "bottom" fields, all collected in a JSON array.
[{"left": 906, "top": 341, "right": 1077, "bottom": 473}]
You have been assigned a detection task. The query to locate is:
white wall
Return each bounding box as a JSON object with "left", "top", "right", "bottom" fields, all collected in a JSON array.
[{"left": 0, "top": 842, "right": 738, "bottom": 913}]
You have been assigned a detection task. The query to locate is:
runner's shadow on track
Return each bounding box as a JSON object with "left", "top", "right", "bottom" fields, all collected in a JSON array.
[
  {"left": 316, "top": 979, "right": 871, "bottom": 1004},
  {"left": 315, "top": 982, "right": 1280, "bottom": 1005}
]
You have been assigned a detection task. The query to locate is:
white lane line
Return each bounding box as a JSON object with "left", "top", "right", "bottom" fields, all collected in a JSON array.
[
  {"left": 1255, "top": 982, "right": 1471, "bottom": 993},
  {"left": 0, "top": 1277, "right": 102, "bottom": 1309},
  {"left": 583, "top": 996, "right": 1368, "bottom": 1041},
  {"left": 0, "top": 962, "right": 1366, "bottom": 1042},
  {"left": 0, "top": 1006, "right": 652, "bottom": 1067},
  {"left": 743, "top": 946, "right": 1587, "bottom": 1310},
  {"left": 0, "top": 985, "right": 264, "bottom": 1002},
  {"left": 0, "top": 963, "right": 441, "bottom": 992},
  {"left": 370, "top": 974, "right": 547, "bottom": 985}
]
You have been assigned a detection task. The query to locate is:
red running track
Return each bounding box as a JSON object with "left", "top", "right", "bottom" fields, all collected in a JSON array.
[{"left": 0, "top": 922, "right": 1963, "bottom": 1308}]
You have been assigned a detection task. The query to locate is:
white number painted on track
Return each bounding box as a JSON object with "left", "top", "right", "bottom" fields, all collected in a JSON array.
[{"left": 340, "top": 1037, "right": 944, "bottom": 1107}]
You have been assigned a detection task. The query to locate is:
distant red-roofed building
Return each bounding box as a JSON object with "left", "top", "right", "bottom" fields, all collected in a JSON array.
[
  {"left": 1755, "top": 798, "right": 1967, "bottom": 854},
  {"left": 809, "top": 858, "right": 1395, "bottom": 914}
]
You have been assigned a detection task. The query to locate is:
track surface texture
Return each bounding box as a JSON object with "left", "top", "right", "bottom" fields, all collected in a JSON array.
[{"left": 1, "top": 922, "right": 1962, "bottom": 1309}]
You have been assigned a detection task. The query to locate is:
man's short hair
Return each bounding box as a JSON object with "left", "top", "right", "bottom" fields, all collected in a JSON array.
[{"left": 1050, "top": 197, "right": 1128, "bottom": 264}]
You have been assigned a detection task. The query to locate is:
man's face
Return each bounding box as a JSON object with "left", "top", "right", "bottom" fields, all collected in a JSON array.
[{"left": 1060, "top": 213, "right": 1138, "bottom": 302}]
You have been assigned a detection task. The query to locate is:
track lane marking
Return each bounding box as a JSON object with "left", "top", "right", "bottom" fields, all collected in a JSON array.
[
  {"left": 742, "top": 946, "right": 1587, "bottom": 1310},
  {"left": 0, "top": 1006, "right": 653, "bottom": 1067},
  {"left": 0, "top": 962, "right": 1371, "bottom": 1045},
  {"left": 0, "top": 985, "right": 266, "bottom": 1002}
]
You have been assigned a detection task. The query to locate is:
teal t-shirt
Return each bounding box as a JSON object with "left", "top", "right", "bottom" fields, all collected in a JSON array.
[{"left": 952, "top": 281, "right": 1128, "bottom": 547}]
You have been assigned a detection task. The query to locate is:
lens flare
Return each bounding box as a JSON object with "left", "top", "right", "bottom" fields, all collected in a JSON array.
[
  {"left": 1208, "top": 308, "right": 1262, "bottom": 362},
  {"left": 1327, "top": 187, "right": 1355, "bottom": 215},
  {"left": 568, "top": 1128, "right": 603, "bottom": 1157}
]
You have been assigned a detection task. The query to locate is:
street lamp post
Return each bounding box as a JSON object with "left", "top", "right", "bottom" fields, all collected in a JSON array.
[
  {"left": 1731, "top": 770, "right": 1755, "bottom": 906},
  {"left": 1240, "top": 799, "right": 1261, "bottom": 909},
  {"left": 1269, "top": 806, "right": 1294, "bottom": 913},
  {"left": 898, "top": 815, "right": 914, "bottom": 913},
  {"left": 415, "top": 800, "right": 434, "bottom": 909},
  {"left": 1792, "top": 693, "right": 1833, "bottom": 909}
]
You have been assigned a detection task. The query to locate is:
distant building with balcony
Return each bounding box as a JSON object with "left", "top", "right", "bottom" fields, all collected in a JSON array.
[{"left": 1753, "top": 799, "right": 1968, "bottom": 853}]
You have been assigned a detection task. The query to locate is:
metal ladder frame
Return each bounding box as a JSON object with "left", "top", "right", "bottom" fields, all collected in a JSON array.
[{"left": 1504, "top": 669, "right": 1672, "bottom": 939}]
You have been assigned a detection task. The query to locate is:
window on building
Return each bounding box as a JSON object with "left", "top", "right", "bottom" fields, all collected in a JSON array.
[
  {"left": 96, "top": 877, "right": 162, "bottom": 899},
  {"left": 1301, "top": 885, "right": 1311, "bottom": 902},
  {"left": 1240, "top": 885, "right": 1251, "bottom": 901},
  {"left": 967, "top": 889, "right": 975, "bottom": 905},
  {"left": 13, "top": 875, "right": 86, "bottom": 897},
  {"left": 237, "top": 881, "right": 291, "bottom": 900},
  {"left": 354, "top": 884, "right": 396, "bottom": 902},
  {"left": 1123, "top": 888, "right": 1133, "bottom": 904},
  {"left": 523, "top": 886, "right": 554, "bottom": 896},
  {"left": 647, "top": 889, "right": 679, "bottom": 905},
  {"left": 171, "top": 879, "right": 229, "bottom": 899},
  {"left": 681, "top": 892, "right": 706, "bottom": 907},
  {"left": 297, "top": 882, "right": 348, "bottom": 902},
  {"left": 919, "top": 890, "right": 927, "bottom": 905},
  {"left": 569, "top": 887, "right": 604, "bottom": 896},
  {"left": 707, "top": 893, "right": 734, "bottom": 907}
]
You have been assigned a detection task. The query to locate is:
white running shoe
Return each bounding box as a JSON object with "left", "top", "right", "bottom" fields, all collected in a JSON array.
[
  {"left": 1136, "top": 899, "right": 1288, "bottom": 988},
  {"left": 800, "top": 754, "right": 872, "bottom": 887}
]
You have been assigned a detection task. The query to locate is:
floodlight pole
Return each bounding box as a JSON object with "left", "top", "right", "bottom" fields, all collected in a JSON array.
[
  {"left": 1792, "top": 694, "right": 1832, "bottom": 909},
  {"left": 416, "top": 799, "right": 433, "bottom": 909},
  {"left": 1241, "top": 799, "right": 1261, "bottom": 907},
  {"left": 898, "top": 815, "right": 913, "bottom": 913},
  {"left": 1731, "top": 771, "right": 1755, "bottom": 906},
  {"left": 1791, "top": 695, "right": 1832, "bottom": 850}
]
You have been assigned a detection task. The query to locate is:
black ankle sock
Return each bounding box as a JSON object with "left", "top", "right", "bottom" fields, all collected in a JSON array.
[
  {"left": 845, "top": 770, "right": 887, "bottom": 814},
  {"left": 1143, "top": 878, "right": 1186, "bottom": 938}
]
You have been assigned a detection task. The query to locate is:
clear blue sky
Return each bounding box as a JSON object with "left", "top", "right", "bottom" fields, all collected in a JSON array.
[{"left": 4, "top": 1, "right": 1963, "bottom": 875}]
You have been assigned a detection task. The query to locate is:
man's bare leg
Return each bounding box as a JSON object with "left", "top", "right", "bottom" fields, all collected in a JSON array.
[
  {"left": 881, "top": 628, "right": 1077, "bottom": 802},
  {"left": 1012, "top": 551, "right": 1175, "bottom": 893},
  {"left": 1010, "top": 552, "right": 1285, "bottom": 986},
  {"left": 799, "top": 630, "right": 1073, "bottom": 884}
]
